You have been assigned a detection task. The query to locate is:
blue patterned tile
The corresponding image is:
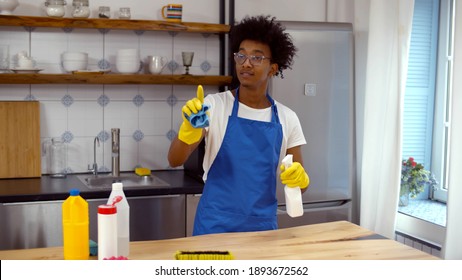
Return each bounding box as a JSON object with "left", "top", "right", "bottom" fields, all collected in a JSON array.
[
  {"left": 62, "top": 131, "right": 74, "bottom": 143},
  {"left": 167, "top": 60, "right": 179, "bottom": 72},
  {"left": 167, "top": 129, "right": 177, "bottom": 141},
  {"left": 98, "top": 28, "right": 110, "bottom": 34},
  {"left": 200, "top": 61, "right": 211, "bottom": 73},
  {"left": 23, "top": 27, "right": 35, "bottom": 32},
  {"left": 132, "top": 130, "right": 144, "bottom": 142},
  {"left": 24, "top": 94, "right": 36, "bottom": 101},
  {"left": 133, "top": 94, "right": 144, "bottom": 107},
  {"left": 98, "top": 59, "right": 111, "bottom": 70},
  {"left": 98, "top": 130, "right": 110, "bottom": 142},
  {"left": 61, "top": 94, "right": 74, "bottom": 107},
  {"left": 98, "top": 94, "right": 110, "bottom": 107},
  {"left": 167, "top": 94, "right": 177, "bottom": 107}
]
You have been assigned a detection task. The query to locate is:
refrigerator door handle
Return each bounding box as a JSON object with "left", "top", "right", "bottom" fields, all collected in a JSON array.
[{"left": 277, "top": 199, "right": 351, "bottom": 214}]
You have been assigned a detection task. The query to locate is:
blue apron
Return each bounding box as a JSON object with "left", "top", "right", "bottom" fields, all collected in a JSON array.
[{"left": 193, "top": 88, "right": 283, "bottom": 235}]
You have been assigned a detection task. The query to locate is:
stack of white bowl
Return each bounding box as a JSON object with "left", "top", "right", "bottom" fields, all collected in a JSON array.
[
  {"left": 61, "top": 52, "right": 88, "bottom": 72},
  {"left": 0, "top": 0, "right": 20, "bottom": 15},
  {"left": 116, "top": 49, "right": 141, "bottom": 74}
]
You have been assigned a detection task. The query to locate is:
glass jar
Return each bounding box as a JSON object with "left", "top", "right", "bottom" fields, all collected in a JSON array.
[
  {"left": 118, "top": 7, "right": 131, "bottom": 19},
  {"left": 44, "top": 0, "right": 67, "bottom": 18},
  {"left": 72, "top": 0, "right": 90, "bottom": 18},
  {"left": 49, "top": 137, "right": 66, "bottom": 178},
  {"left": 98, "top": 6, "right": 110, "bottom": 18}
]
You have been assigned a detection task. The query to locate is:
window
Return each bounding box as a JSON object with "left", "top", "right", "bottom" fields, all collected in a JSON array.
[{"left": 402, "top": 0, "right": 454, "bottom": 203}]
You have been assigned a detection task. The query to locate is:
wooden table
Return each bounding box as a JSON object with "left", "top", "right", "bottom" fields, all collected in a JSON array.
[{"left": 0, "top": 221, "right": 439, "bottom": 260}]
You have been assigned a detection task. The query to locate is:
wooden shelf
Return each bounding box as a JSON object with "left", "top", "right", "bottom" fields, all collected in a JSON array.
[
  {"left": 0, "top": 15, "right": 230, "bottom": 86},
  {"left": 0, "top": 73, "right": 232, "bottom": 86},
  {"left": 0, "top": 15, "right": 230, "bottom": 33}
]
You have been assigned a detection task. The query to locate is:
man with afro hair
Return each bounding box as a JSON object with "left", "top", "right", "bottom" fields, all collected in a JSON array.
[{"left": 168, "top": 15, "right": 309, "bottom": 235}]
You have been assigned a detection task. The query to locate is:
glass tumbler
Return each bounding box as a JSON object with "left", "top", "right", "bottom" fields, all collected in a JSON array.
[
  {"left": 49, "top": 137, "right": 67, "bottom": 178},
  {"left": 98, "top": 6, "right": 110, "bottom": 18},
  {"left": 118, "top": 7, "right": 131, "bottom": 19}
]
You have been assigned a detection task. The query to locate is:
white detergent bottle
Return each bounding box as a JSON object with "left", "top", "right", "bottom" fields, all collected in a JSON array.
[
  {"left": 282, "top": 154, "right": 304, "bottom": 218},
  {"left": 107, "top": 182, "right": 130, "bottom": 257}
]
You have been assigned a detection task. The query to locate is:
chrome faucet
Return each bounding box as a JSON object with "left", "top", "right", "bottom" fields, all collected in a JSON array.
[
  {"left": 88, "top": 136, "right": 100, "bottom": 176},
  {"left": 111, "top": 128, "right": 120, "bottom": 177}
]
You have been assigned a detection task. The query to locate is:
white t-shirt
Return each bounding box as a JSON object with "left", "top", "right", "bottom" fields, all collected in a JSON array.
[{"left": 202, "top": 90, "right": 306, "bottom": 181}]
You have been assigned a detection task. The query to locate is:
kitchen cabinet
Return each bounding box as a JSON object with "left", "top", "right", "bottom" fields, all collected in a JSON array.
[
  {"left": 0, "top": 194, "right": 186, "bottom": 250},
  {"left": 0, "top": 200, "right": 63, "bottom": 250},
  {"left": 113, "top": 195, "right": 186, "bottom": 242},
  {"left": 186, "top": 194, "right": 201, "bottom": 236},
  {"left": 0, "top": 15, "right": 232, "bottom": 86}
]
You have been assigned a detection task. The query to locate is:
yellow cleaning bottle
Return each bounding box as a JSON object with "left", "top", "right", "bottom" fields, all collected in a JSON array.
[{"left": 62, "top": 188, "right": 89, "bottom": 260}]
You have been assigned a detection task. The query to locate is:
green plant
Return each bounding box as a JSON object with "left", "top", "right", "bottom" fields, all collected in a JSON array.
[{"left": 401, "top": 157, "right": 438, "bottom": 198}]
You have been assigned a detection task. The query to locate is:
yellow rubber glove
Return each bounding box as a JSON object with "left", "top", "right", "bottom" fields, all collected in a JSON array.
[
  {"left": 280, "top": 162, "right": 310, "bottom": 189},
  {"left": 178, "top": 85, "right": 205, "bottom": 145}
]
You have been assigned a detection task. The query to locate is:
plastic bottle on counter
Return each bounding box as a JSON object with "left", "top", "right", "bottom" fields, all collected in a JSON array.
[
  {"left": 62, "top": 188, "right": 89, "bottom": 260},
  {"left": 97, "top": 204, "right": 118, "bottom": 260},
  {"left": 282, "top": 154, "right": 304, "bottom": 218},
  {"left": 107, "top": 182, "right": 130, "bottom": 258}
]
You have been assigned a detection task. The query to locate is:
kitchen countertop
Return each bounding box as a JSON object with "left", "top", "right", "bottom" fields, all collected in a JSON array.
[
  {"left": 0, "top": 221, "right": 439, "bottom": 260},
  {"left": 0, "top": 170, "right": 204, "bottom": 203}
]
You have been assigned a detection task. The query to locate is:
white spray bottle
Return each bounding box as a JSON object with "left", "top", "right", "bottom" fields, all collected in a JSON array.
[
  {"left": 107, "top": 182, "right": 130, "bottom": 258},
  {"left": 282, "top": 154, "right": 304, "bottom": 218}
]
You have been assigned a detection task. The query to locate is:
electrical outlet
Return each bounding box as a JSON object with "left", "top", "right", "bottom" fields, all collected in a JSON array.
[{"left": 304, "top": 83, "right": 316, "bottom": 96}]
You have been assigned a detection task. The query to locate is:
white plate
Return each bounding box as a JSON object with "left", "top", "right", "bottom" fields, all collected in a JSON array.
[{"left": 11, "top": 68, "right": 43, "bottom": 73}]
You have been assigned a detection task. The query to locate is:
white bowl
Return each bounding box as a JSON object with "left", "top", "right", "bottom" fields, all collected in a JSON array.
[
  {"left": 116, "top": 49, "right": 139, "bottom": 56},
  {"left": 116, "top": 61, "right": 141, "bottom": 74},
  {"left": 62, "top": 52, "right": 88, "bottom": 61},
  {"left": 116, "top": 56, "right": 139, "bottom": 61},
  {"left": 0, "top": 0, "right": 19, "bottom": 15},
  {"left": 62, "top": 60, "right": 87, "bottom": 72}
]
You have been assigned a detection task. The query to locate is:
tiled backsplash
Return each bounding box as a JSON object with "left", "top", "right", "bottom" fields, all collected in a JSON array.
[{"left": 0, "top": 1, "right": 222, "bottom": 175}]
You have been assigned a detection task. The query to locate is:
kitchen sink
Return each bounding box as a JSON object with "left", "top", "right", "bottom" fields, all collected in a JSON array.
[{"left": 77, "top": 173, "right": 170, "bottom": 189}]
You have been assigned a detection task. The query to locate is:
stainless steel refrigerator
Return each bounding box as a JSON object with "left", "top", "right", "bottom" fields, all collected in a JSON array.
[{"left": 271, "top": 21, "right": 355, "bottom": 228}]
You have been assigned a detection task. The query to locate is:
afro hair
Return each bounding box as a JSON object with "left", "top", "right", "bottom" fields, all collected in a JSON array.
[{"left": 230, "top": 15, "right": 297, "bottom": 78}]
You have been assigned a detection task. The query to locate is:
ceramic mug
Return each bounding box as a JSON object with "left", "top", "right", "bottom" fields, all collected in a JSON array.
[
  {"left": 161, "top": 4, "right": 182, "bottom": 22},
  {"left": 147, "top": 56, "right": 166, "bottom": 74}
]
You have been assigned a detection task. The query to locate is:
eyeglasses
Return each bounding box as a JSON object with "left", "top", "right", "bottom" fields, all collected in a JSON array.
[{"left": 233, "top": 52, "right": 271, "bottom": 66}]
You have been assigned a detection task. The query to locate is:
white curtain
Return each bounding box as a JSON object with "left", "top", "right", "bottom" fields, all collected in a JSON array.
[
  {"left": 442, "top": 0, "right": 462, "bottom": 260},
  {"left": 359, "top": 0, "right": 414, "bottom": 239}
]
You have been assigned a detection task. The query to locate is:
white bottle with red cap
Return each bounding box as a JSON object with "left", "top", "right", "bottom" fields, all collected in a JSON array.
[
  {"left": 107, "top": 182, "right": 130, "bottom": 258},
  {"left": 97, "top": 204, "right": 117, "bottom": 260}
]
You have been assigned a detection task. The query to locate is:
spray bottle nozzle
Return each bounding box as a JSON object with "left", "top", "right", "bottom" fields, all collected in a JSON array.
[{"left": 111, "top": 195, "right": 123, "bottom": 206}]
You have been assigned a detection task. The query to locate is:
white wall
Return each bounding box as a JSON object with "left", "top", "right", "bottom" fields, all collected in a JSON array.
[{"left": 234, "top": 0, "right": 327, "bottom": 22}]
